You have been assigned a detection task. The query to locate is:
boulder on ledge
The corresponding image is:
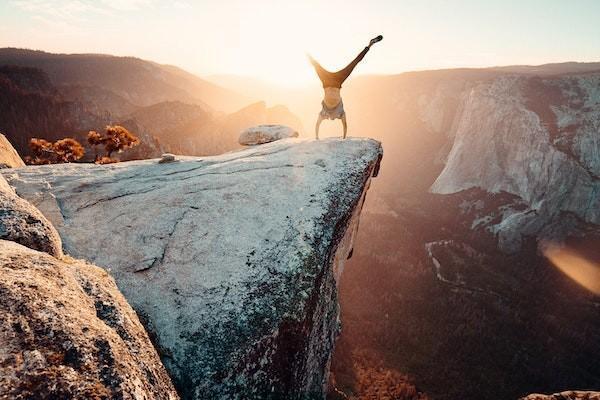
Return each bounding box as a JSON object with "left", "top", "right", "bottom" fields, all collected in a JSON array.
[
  {"left": 3, "top": 137, "right": 383, "bottom": 400},
  {"left": 239, "top": 124, "right": 298, "bottom": 145}
]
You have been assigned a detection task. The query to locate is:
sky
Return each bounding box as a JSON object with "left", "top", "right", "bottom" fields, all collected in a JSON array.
[{"left": 1, "top": 0, "right": 599, "bottom": 86}]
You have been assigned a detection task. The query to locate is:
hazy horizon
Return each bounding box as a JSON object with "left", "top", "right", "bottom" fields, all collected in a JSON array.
[{"left": 2, "top": 0, "right": 600, "bottom": 86}]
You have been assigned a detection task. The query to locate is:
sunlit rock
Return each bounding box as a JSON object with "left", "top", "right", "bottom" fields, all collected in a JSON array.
[
  {"left": 159, "top": 153, "right": 176, "bottom": 163},
  {"left": 0, "top": 133, "right": 25, "bottom": 168},
  {"left": 0, "top": 240, "right": 179, "bottom": 400},
  {"left": 430, "top": 76, "right": 600, "bottom": 252},
  {"left": 0, "top": 175, "right": 63, "bottom": 257},
  {"left": 239, "top": 124, "right": 298, "bottom": 145},
  {"left": 3, "top": 138, "right": 382, "bottom": 399},
  {"left": 521, "top": 391, "right": 600, "bottom": 400}
]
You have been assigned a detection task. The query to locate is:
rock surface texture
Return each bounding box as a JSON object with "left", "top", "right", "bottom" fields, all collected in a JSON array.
[
  {"left": 521, "top": 391, "right": 600, "bottom": 400},
  {"left": 2, "top": 138, "right": 383, "bottom": 400},
  {"left": 239, "top": 124, "right": 299, "bottom": 145},
  {"left": 0, "top": 174, "right": 63, "bottom": 257},
  {"left": 328, "top": 67, "right": 600, "bottom": 400},
  {"left": 430, "top": 75, "right": 600, "bottom": 252},
  {"left": 0, "top": 240, "right": 179, "bottom": 400},
  {"left": 0, "top": 133, "right": 25, "bottom": 168}
]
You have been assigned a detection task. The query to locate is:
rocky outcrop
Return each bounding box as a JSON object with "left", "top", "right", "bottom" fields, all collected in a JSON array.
[
  {"left": 3, "top": 138, "right": 382, "bottom": 399},
  {"left": 0, "top": 133, "right": 25, "bottom": 168},
  {"left": 430, "top": 75, "right": 600, "bottom": 252},
  {"left": 0, "top": 174, "right": 63, "bottom": 257},
  {"left": 0, "top": 240, "right": 179, "bottom": 399},
  {"left": 521, "top": 391, "right": 600, "bottom": 400},
  {"left": 0, "top": 135, "right": 178, "bottom": 398},
  {"left": 239, "top": 124, "right": 298, "bottom": 145}
]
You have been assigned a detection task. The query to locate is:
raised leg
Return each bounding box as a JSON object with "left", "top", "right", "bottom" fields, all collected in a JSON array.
[
  {"left": 308, "top": 54, "right": 331, "bottom": 87},
  {"left": 341, "top": 114, "right": 348, "bottom": 139},
  {"left": 334, "top": 36, "right": 383, "bottom": 86},
  {"left": 315, "top": 115, "right": 324, "bottom": 140}
]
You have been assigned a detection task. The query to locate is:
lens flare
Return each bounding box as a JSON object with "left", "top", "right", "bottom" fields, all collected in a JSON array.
[{"left": 543, "top": 244, "right": 600, "bottom": 295}]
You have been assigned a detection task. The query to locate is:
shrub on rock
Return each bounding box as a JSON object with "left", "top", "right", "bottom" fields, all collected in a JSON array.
[
  {"left": 88, "top": 125, "right": 140, "bottom": 162},
  {"left": 26, "top": 137, "right": 85, "bottom": 165}
]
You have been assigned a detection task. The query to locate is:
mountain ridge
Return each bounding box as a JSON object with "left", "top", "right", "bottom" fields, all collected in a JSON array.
[{"left": 0, "top": 47, "right": 250, "bottom": 113}]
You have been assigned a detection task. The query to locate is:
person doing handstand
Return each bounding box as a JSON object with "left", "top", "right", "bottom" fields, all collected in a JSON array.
[{"left": 308, "top": 35, "right": 383, "bottom": 139}]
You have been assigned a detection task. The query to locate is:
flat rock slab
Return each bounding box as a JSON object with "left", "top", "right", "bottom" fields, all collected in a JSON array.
[
  {"left": 2, "top": 138, "right": 382, "bottom": 399},
  {"left": 239, "top": 124, "right": 298, "bottom": 145}
]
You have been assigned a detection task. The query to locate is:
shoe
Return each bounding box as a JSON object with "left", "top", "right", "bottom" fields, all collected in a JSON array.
[{"left": 369, "top": 35, "right": 383, "bottom": 47}]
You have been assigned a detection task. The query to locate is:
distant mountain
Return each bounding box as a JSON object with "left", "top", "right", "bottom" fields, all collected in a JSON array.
[
  {"left": 0, "top": 49, "right": 303, "bottom": 160},
  {"left": 120, "top": 100, "right": 303, "bottom": 156},
  {"left": 207, "top": 62, "right": 600, "bottom": 136},
  {"left": 207, "top": 73, "right": 322, "bottom": 130},
  {"left": 1, "top": 51, "right": 598, "bottom": 398},
  {"left": 0, "top": 48, "right": 250, "bottom": 114},
  {"left": 489, "top": 61, "right": 600, "bottom": 75},
  {"left": 0, "top": 65, "right": 108, "bottom": 155},
  {"left": 207, "top": 74, "right": 277, "bottom": 102}
]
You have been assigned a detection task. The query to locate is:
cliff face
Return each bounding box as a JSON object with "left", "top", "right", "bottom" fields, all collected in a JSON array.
[
  {"left": 430, "top": 75, "right": 600, "bottom": 252},
  {"left": 327, "top": 67, "right": 599, "bottom": 400},
  {"left": 3, "top": 138, "right": 382, "bottom": 399},
  {"left": 0, "top": 65, "right": 106, "bottom": 155}
]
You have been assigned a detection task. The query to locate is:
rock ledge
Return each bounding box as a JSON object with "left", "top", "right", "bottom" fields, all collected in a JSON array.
[{"left": 3, "top": 138, "right": 383, "bottom": 399}]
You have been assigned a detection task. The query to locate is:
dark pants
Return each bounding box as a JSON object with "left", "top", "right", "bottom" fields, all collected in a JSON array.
[{"left": 310, "top": 46, "right": 370, "bottom": 88}]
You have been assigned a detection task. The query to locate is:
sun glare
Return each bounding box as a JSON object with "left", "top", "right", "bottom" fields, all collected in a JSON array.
[
  {"left": 225, "top": 1, "right": 377, "bottom": 87},
  {"left": 544, "top": 244, "right": 600, "bottom": 295}
]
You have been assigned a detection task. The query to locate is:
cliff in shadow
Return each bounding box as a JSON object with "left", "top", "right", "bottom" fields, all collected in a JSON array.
[{"left": 326, "top": 65, "right": 600, "bottom": 400}]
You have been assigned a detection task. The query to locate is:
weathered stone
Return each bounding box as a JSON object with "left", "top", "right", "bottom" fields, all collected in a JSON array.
[
  {"left": 3, "top": 138, "right": 382, "bottom": 399},
  {"left": 239, "top": 124, "right": 298, "bottom": 145},
  {"left": 0, "top": 240, "right": 179, "bottom": 400},
  {"left": 520, "top": 391, "right": 600, "bottom": 400},
  {"left": 158, "top": 153, "right": 176, "bottom": 163},
  {"left": 0, "top": 133, "right": 25, "bottom": 168},
  {"left": 430, "top": 76, "right": 600, "bottom": 252},
  {"left": 0, "top": 175, "right": 63, "bottom": 257}
]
